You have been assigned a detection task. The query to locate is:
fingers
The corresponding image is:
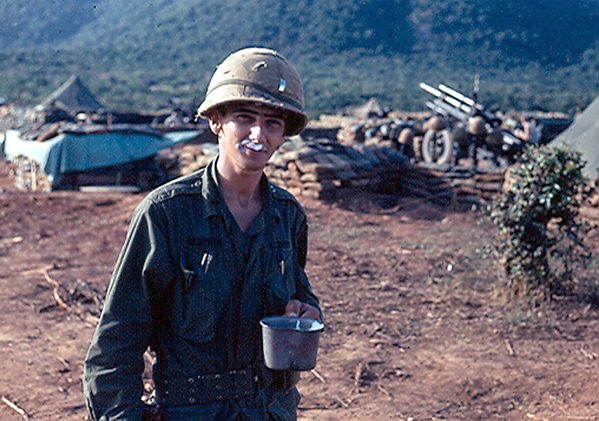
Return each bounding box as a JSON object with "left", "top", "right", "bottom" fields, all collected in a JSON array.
[
  {"left": 285, "top": 299, "right": 301, "bottom": 317},
  {"left": 299, "top": 304, "right": 321, "bottom": 321},
  {"left": 285, "top": 299, "right": 321, "bottom": 321}
]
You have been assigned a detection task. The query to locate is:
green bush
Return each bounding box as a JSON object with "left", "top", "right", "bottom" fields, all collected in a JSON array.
[{"left": 491, "top": 144, "right": 593, "bottom": 303}]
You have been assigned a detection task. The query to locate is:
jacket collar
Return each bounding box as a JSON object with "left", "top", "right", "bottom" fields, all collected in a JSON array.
[{"left": 199, "top": 156, "right": 282, "bottom": 223}]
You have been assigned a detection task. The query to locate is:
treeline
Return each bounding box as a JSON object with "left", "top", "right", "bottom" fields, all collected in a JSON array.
[{"left": 1, "top": 0, "right": 599, "bottom": 116}]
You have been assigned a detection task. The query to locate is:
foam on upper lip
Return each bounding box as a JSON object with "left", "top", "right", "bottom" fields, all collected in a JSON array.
[{"left": 238, "top": 139, "right": 265, "bottom": 151}]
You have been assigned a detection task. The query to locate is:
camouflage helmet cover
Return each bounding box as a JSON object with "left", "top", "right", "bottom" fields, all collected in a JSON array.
[{"left": 197, "top": 48, "right": 308, "bottom": 136}]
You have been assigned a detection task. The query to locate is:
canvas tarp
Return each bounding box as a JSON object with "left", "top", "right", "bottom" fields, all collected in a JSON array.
[
  {"left": 3, "top": 129, "right": 199, "bottom": 186},
  {"left": 551, "top": 95, "right": 599, "bottom": 179}
]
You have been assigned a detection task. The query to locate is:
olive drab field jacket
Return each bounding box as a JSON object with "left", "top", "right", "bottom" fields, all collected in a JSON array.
[{"left": 83, "top": 158, "right": 321, "bottom": 420}]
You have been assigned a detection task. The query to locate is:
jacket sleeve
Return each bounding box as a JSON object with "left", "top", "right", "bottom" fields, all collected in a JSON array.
[
  {"left": 83, "top": 199, "right": 175, "bottom": 420},
  {"left": 291, "top": 215, "right": 321, "bottom": 316}
]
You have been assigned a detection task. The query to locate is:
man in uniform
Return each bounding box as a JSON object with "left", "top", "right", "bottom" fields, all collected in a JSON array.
[
  {"left": 83, "top": 47, "right": 322, "bottom": 420},
  {"left": 516, "top": 117, "right": 541, "bottom": 146},
  {"left": 467, "top": 115, "right": 487, "bottom": 169}
]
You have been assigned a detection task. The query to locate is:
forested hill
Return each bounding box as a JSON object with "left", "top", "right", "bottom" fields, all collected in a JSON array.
[{"left": 2, "top": 0, "right": 599, "bottom": 115}]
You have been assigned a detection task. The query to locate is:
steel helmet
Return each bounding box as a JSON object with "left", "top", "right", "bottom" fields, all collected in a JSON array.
[
  {"left": 398, "top": 127, "right": 414, "bottom": 145},
  {"left": 427, "top": 116, "right": 447, "bottom": 132},
  {"left": 197, "top": 47, "right": 308, "bottom": 136},
  {"left": 468, "top": 115, "right": 487, "bottom": 135}
]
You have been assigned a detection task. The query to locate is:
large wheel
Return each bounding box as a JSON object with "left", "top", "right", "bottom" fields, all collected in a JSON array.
[{"left": 422, "top": 129, "right": 453, "bottom": 164}]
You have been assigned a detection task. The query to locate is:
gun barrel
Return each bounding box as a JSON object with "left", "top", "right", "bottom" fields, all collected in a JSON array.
[
  {"left": 438, "top": 84, "right": 475, "bottom": 107},
  {"left": 425, "top": 101, "right": 449, "bottom": 116},
  {"left": 442, "top": 95, "right": 472, "bottom": 115},
  {"left": 431, "top": 99, "right": 469, "bottom": 121},
  {"left": 419, "top": 82, "right": 442, "bottom": 98}
]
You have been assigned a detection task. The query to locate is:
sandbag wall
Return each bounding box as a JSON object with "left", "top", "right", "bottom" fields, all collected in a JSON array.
[
  {"left": 265, "top": 138, "right": 410, "bottom": 200},
  {"left": 155, "top": 137, "right": 506, "bottom": 208},
  {"left": 422, "top": 165, "right": 506, "bottom": 208},
  {"left": 8, "top": 156, "right": 52, "bottom": 192},
  {"left": 392, "top": 163, "right": 455, "bottom": 206},
  {"left": 580, "top": 200, "right": 599, "bottom": 223},
  {"left": 155, "top": 143, "right": 219, "bottom": 179}
]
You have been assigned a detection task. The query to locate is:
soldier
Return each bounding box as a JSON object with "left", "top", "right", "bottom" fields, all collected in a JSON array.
[
  {"left": 451, "top": 124, "right": 470, "bottom": 167},
  {"left": 83, "top": 48, "right": 322, "bottom": 421},
  {"left": 395, "top": 127, "right": 415, "bottom": 161},
  {"left": 467, "top": 115, "right": 487, "bottom": 169},
  {"left": 516, "top": 117, "right": 541, "bottom": 145}
]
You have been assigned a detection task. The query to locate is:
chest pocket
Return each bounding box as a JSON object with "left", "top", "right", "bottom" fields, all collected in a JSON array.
[
  {"left": 263, "top": 239, "right": 298, "bottom": 315},
  {"left": 170, "top": 237, "right": 233, "bottom": 342}
]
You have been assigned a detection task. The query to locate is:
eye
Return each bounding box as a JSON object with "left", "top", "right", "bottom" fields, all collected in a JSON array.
[
  {"left": 236, "top": 113, "right": 254, "bottom": 122},
  {"left": 267, "top": 118, "right": 284, "bottom": 128},
  {"left": 231, "top": 110, "right": 255, "bottom": 123}
]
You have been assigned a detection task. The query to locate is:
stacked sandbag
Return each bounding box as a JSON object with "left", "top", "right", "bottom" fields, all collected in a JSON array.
[
  {"left": 154, "top": 136, "right": 481, "bottom": 208},
  {"left": 8, "top": 156, "right": 52, "bottom": 192},
  {"left": 391, "top": 162, "right": 455, "bottom": 206},
  {"left": 450, "top": 170, "right": 505, "bottom": 207},
  {"left": 265, "top": 137, "right": 409, "bottom": 200},
  {"left": 155, "top": 143, "right": 219, "bottom": 179},
  {"left": 573, "top": 179, "right": 599, "bottom": 223},
  {"left": 336, "top": 122, "right": 366, "bottom": 144},
  {"left": 422, "top": 164, "right": 506, "bottom": 208}
]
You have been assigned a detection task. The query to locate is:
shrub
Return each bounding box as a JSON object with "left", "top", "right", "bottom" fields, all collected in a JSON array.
[{"left": 491, "top": 144, "right": 593, "bottom": 303}]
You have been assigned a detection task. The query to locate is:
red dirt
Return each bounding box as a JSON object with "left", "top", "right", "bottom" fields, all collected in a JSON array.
[{"left": 1, "top": 157, "right": 599, "bottom": 420}]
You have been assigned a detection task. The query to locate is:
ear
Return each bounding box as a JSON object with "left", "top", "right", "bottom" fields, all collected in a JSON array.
[{"left": 207, "top": 112, "right": 223, "bottom": 135}]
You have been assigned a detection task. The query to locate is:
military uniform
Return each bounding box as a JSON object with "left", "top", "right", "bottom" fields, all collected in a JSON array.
[{"left": 84, "top": 158, "right": 321, "bottom": 420}]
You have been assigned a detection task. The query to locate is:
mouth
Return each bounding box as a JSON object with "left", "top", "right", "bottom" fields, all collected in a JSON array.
[{"left": 237, "top": 139, "right": 265, "bottom": 152}]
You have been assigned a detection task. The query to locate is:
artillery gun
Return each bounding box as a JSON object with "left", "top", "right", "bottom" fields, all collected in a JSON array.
[{"left": 419, "top": 82, "right": 523, "bottom": 167}]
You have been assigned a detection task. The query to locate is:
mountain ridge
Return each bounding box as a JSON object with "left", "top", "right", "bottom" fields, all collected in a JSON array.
[{"left": 1, "top": 0, "right": 598, "bottom": 115}]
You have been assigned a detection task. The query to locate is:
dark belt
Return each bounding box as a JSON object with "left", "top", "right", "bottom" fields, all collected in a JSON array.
[{"left": 154, "top": 365, "right": 300, "bottom": 406}]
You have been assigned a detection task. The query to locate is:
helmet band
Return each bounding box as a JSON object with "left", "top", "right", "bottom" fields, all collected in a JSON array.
[{"left": 205, "top": 78, "right": 303, "bottom": 111}]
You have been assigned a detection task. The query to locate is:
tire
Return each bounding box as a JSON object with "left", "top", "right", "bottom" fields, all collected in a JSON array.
[{"left": 422, "top": 129, "right": 453, "bottom": 164}]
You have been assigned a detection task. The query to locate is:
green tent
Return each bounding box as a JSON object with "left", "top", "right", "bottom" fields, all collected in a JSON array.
[
  {"left": 40, "top": 75, "right": 104, "bottom": 111},
  {"left": 551, "top": 96, "right": 599, "bottom": 180}
]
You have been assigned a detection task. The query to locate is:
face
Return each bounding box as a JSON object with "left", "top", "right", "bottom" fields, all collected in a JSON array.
[{"left": 209, "top": 102, "right": 287, "bottom": 174}]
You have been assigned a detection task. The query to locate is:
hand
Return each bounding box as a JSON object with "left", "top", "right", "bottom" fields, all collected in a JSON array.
[{"left": 284, "top": 299, "right": 321, "bottom": 321}]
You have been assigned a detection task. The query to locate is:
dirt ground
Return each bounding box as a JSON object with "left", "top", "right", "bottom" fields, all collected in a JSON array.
[{"left": 1, "top": 156, "right": 599, "bottom": 421}]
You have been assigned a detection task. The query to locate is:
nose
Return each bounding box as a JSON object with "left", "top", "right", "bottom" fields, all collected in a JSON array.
[{"left": 249, "top": 119, "right": 267, "bottom": 141}]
